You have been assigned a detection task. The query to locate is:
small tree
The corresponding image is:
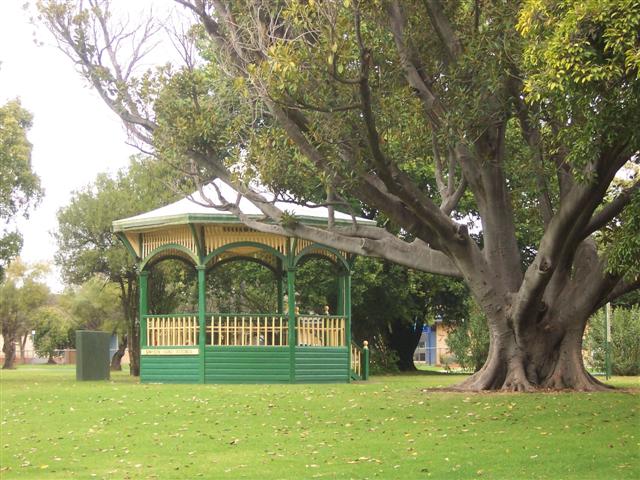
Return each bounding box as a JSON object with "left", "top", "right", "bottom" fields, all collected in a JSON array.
[
  {"left": 0, "top": 260, "right": 49, "bottom": 368},
  {"left": 446, "top": 300, "right": 490, "bottom": 373},
  {"left": 585, "top": 307, "right": 640, "bottom": 376},
  {"left": 33, "top": 306, "right": 72, "bottom": 364},
  {"left": 55, "top": 157, "right": 181, "bottom": 375}
]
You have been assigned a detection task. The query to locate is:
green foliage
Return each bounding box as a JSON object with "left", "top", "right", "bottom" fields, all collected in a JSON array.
[
  {"left": 0, "top": 259, "right": 50, "bottom": 366},
  {"left": 518, "top": 0, "right": 640, "bottom": 176},
  {"left": 0, "top": 100, "right": 43, "bottom": 278},
  {"left": 61, "top": 276, "right": 122, "bottom": 334},
  {"left": 55, "top": 156, "right": 180, "bottom": 285},
  {"left": 368, "top": 338, "right": 400, "bottom": 375},
  {"left": 33, "top": 306, "right": 73, "bottom": 359},
  {"left": 206, "top": 261, "right": 277, "bottom": 314},
  {"left": 148, "top": 260, "right": 198, "bottom": 315},
  {"left": 605, "top": 189, "right": 640, "bottom": 278},
  {"left": 445, "top": 300, "right": 490, "bottom": 372},
  {"left": 585, "top": 306, "right": 640, "bottom": 375}
]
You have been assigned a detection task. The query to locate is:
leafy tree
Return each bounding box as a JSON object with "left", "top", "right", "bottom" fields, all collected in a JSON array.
[
  {"left": 33, "top": 305, "right": 73, "bottom": 364},
  {"left": 585, "top": 306, "right": 640, "bottom": 376},
  {"left": 0, "top": 100, "right": 43, "bottom": 279},
  {"left": 55, "top": 157, "right": 181, "bottom": 374},
  {"left": 206, "top": 261, "right": 277, "bottom": 314},
  {"left": 63, "top": 276, "right": 122, "bottom": 331},
  {"left": 351, "top": 257, "right": 469, "bottom": 371},
  {"left": 39, "top": 1, "right": 640, "bottom": 390},
  {"left": 0, "top": 259, "right": 50, "bottom": 368}
]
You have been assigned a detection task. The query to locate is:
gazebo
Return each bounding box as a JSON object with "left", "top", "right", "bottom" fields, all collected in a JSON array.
[{"left": 113, "top": 180, "right": 371, "bottom": 384}]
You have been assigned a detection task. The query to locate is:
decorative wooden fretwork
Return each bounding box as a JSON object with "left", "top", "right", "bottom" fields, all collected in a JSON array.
[
  {"left": 204, "top": 225, "right": 287, "bottom": 255},
  {"left": 142, "top": 226, "right": 197, "bottom": 259}
]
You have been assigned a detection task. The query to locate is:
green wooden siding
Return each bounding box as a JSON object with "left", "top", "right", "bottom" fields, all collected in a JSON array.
[
  {"left": 295, "top": 347, "right": 349, "bottom": 383},
  {"left": 140, "top": 355, "right": 200, "bottom": 383},
  {"left": 204, "top": 347, "right": 290, "bottom": 383},
  {"left": 140, "top": 347, "right": 352, "bottom": 383}
]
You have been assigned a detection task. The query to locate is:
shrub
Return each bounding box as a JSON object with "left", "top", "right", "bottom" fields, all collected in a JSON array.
[
  {"left": 445, "top": 300, "right": 489, "bottom": 373},
  {"left": 585, "top": 306, "right": 640, "bottom": 376},
  {"left": 369, "top": 337, "right": 400, "bottom": 375}
]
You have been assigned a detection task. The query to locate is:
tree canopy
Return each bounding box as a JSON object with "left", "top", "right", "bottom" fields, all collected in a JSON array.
[
  {"left": 0, "top": 99, "right": 43, "bottom": 279},
  {"left": 55, "top": 156, "right": 182, "bottom": 374},
  {"left": 38, "top": 0, "right": 640, "bottom": 390},
  {"left": 0, "top": 259, "right": 50, "bottom": 369}
]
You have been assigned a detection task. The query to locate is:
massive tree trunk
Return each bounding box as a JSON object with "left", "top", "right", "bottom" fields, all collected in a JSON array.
[
  {"left": 458, "top": 249, "right": 616, "bottom": 393},
  {"left": 457, "top": 313, "right": 606, "bottom": 391}
]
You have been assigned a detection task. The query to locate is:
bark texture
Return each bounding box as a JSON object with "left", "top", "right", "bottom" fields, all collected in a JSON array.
[{"left": 2, "top": 334, "right": 16, "bottom": 370}]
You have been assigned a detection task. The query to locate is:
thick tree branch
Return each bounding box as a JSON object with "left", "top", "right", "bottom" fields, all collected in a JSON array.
[
  {"left": 513, "top": 150, "right": 632, "bottom": 325},
  {"left": 602, "top": 276, "right": 640, "bottom": 306},
  {"left": 422, "top": 0, "right": 463, "bottom": 62},
  {"left": 189, "top": 165, "right": 461, "bottom": 277},
  {"left": 582, "top": 178, "right": 640, "bottom": 238}
]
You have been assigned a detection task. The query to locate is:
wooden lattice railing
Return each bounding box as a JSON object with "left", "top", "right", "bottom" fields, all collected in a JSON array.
[
  {"left": 350, "top": 341, "right": 369, "bottom": 380},
  {"left": 208, "top": 314, "right": 288, "bottom": 346},
  {"left": 146, "top": 315, "right": 199, "bottom": 346},
  {"left": 296, "top": 315, "right": 346, "bottom": 347},
  {"left": 351, "top": 342, "right": 362, "bottom": 377}
]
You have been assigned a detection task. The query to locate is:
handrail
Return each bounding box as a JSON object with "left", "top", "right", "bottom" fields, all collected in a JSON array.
[
  {"left": 350, "top": 340, "right": 369, "bottom": 380},
  {"left": 206, "top": 312, "right": 287, "bottom": 317}
]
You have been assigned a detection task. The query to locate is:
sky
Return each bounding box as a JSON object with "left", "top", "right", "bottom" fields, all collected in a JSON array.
[{"left": 0, "top": 1, "right": 174, "bottom": 291}]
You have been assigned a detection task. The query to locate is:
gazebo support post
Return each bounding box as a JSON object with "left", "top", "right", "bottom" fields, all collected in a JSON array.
[
  {"left": 277, "top": 261, "right": 284, "bottom": 314},
  {"left": 197, "top": 265, "right": 206, "bottom": 384},
  {"left": 286, "top": 267, "right": 296, "bottom": 383},
  {"left": 139, "top": 270, "right": 149, "bottom": 349},
  {"left": 345, "top": 272, "right": 352, "bottom": 382}
]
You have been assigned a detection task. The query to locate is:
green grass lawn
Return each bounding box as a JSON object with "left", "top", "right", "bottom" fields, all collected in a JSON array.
[{"left": 1, "top": 366, "right": 638, "bottom": 479}]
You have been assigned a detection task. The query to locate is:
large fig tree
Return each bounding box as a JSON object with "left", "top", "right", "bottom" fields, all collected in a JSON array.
[{"left": 38, "top": 0, "right": 640, "bottom": 390}]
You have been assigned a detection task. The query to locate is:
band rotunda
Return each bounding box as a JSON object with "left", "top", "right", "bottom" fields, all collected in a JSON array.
[{"left": 113, "top": 181, "right": 370, "bottom": 384}]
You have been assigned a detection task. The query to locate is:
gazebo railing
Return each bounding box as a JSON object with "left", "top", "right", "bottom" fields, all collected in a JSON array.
[
  {"left": 207, "top": 314, "right": 288, "bottom": 346},
  {"left": 144, "top": 313, "right": 349, "bottom": 348},
  {"left": 146, "top": 314, "right": 199, "bottom": 346},
  {"left": 296, "top": 315, "right": 346, "bottom": 347},
  {"left": 351, "top": 342, "right": 362, "bottom": 377}
]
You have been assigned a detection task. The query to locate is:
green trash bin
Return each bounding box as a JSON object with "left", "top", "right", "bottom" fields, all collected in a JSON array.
[{"left": 76, "top": 331, "right": 111, "bottom": 381}]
